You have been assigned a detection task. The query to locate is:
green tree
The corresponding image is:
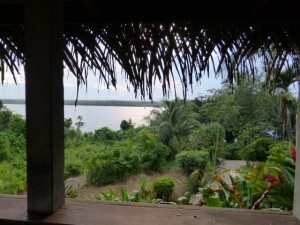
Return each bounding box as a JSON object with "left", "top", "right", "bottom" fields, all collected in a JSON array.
[
  {"left": 269, "top": 68, "right": 298, "bottom": 140},
  {"left": 188, "top": 123, "right": 225, "bottom": 164},
  {"left": 94, "top": 127, "right": 120, "bottom": 142},
  {"left": 147, "top": 100, "right": 199, "bottom": 155},
  {"left": 0, "top": 109, "right": 12, "bottom": 131},
  {"left": 201, "top": 81, "right": 282, "bottom": 143},
  {"left": 8, "top": 114, "right": 26, "bottom": 136},
  {"left": 201, "top": 89, "right": 240, "bottom": 143},
  {"left": 75, "top": 116, "right": 85, "bottom": 131},
  {"left": 64, "top": 118, "right": 73, "bottom": 129},
  {"left": 120, "top": 119, "right": 134, "bottom": 130}
]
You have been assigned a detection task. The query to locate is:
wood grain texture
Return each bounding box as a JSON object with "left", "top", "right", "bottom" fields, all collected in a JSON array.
[
  {"left": 25, "top": 0, "right": 65, "bottom": 214},
  {"left": 0, "top": 195, "right": 299, "bottom": 225}
]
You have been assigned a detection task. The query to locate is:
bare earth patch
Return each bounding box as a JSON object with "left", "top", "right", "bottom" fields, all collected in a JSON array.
[{"left": 65, "top": 167, "right": 187, "bottom": 202}]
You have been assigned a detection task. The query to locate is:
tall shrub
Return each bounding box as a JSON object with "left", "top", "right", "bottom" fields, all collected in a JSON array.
[
  {"left": 86, "top": 149, "right": 139, "bottom": 186},
  {"left": 176, "top": 150, "right": 209, "bottom": 175},
  {"left": 153, "top": 177, "right": 174, "bottom": 201}
]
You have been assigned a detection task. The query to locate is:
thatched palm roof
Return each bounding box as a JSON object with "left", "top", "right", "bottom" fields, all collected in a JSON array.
[{"left": 1, "top": 0, "right": 300, "bottom": 99}]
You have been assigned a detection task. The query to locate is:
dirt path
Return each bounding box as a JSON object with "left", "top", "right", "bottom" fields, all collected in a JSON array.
[
  {"left": 221, "top": 160, "right": 247, "bottom": 170},
  {"left": 219, "top": 160, "right": 247, "bottom": 184}
]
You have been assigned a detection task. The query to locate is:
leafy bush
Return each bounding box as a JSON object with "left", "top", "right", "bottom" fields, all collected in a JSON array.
[
  {"left": 0, "top": 163, "right": 26, "bottom": 194},
  {"left": 86, "top": 149, "right": 139, "bottom": 186},
  {"left": 95, "top": 187, "right": 142, "bottom": 202},
  {"left": 188, "top": 124, "right": 225, "bottom": 164},
  {"left": 65, "top": 159, "right": 84, "bottom": 178},
  {"left": 64, "top": 118, "right": 73, "bottom": 129},
  {"left": 120, "top": 119, "right": 134, "bottom": 131},
  {"left": 152, "top": 177, "right": 174, "bottom": 201},
  {"left": 202, "top": 123, "right": 225, "bottom": 148},
  {"left": 187, "top": 170, "right": 202, "bottom": 194},
  {"left": 0, "top": 109, "right": 12, "bottom": 130},
  {"left": 139, "top": 140, "right": 171, "bottom": 172},
  {"left": 223, "top": 143, "right": 242, "bottom": 160},
  {"left": 265, "top": 153, "right": 295, "bottom": 210},
  {"left": 8, "top": 114, "right": 26, "bottom": 136},
  {"left": 239, "top": 124, "right": 276, "bottom": 147},
  {"left": 0, "top": 134, "right": 10, "bottom": 161},
  {"left": 211, "top": 153, "right": 295, "bottom": 210},
  {"left": 269, "top": 140, "right": 293, "bottom": 157},
  {"left": 176, "top": 150, "right": 209, "bottom": 175},
  {"left": 94, "top": 127, "right": 120, "bottom": 142},
  {"left": 239, "top": 137, "right": 274, "bottom": 161},
  {"left": 94, "top": 175, "right": 153, "bottom": 203},
  {"left": 134, "top": 128, "right": 171, "bottom": 172}
]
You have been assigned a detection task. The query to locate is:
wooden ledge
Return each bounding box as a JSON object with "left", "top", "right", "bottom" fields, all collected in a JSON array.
[{"left": 1, "top": 194, "right": 300, "bottom": 225}]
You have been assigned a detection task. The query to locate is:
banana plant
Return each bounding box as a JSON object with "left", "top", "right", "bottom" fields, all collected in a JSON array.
[
  {"left": 214, "top": 172, "right": 252, "bottom": 208},
  {"left": 211, "top": 152, "right": 295, "bottom": 210},
  {"left": 265, "top": 153, "right": 295, "bottom": 210}
]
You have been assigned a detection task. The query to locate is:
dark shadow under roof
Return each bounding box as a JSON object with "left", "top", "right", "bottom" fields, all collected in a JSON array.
[
  {"left": 1, "top": 0, "right": 300, "bottom": 100},
  {"left": 1, "top": 0, "right": 300, "bottom": 24}
]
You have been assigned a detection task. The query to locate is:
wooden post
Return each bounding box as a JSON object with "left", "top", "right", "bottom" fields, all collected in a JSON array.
[
  {"left": 25, "top": 0, "right": 65, "bottom": 214},
  {"left": 294, "top": 81, "right": 300, "bottom": 220}
]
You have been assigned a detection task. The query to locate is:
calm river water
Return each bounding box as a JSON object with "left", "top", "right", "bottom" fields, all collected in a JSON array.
[{"left": 5, "top": 104, "right": 154, "bottom": 132}]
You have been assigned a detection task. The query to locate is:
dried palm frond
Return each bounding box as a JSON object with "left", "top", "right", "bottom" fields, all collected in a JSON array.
[{"left": 1, "top": 21, "right": 300, "bottom": 100}]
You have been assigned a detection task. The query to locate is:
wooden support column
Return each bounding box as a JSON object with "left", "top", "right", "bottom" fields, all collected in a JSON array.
[
  {"left": 25, "top": 0, "right": 65, "bottom": 214},
  {"left": 294, "top": 82, "right": 300, "bottom": 220}
]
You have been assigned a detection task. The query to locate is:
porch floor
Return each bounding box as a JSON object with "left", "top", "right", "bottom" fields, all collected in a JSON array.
[{"left": 0, "top": 194, "right": 300, "bottom": 225}]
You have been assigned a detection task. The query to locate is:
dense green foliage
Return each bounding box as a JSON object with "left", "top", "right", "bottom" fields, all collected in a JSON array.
[
  {"left": 146, "top": 100, "right": 199, "bottom": 157},
  {"left": 207, "top": 149, "right": 296, "bottom": 210},
  {"left": 269, "top": 140, "right": 293, "bottom": 157},
  {"left": 187, "top": 170, "right": 202, "bottom": 194},
  {"left": 0, "top": 74, "right": 298, "bottom": 211},
  {"left": 176, "top": 150, "right": 209, "bottom": 175},
  {"left": 120, "top": 119, "right": 134, "bottom": 131},
  {"left": 239, "top": 137, "right": 274, "bottom": 161},
  {"left": 0, "top": 104, "right": 26, "bottom": 194},
  {"left": 86, "top": 149, "right": 140, "bottom": 186},
  {"left": 0, "top": 162, "right": 26, "bottom": 194},
  {"left": 94, "top": 127, "right": 121, "bottom": 142},
  {"left": 134, "top": 129, "right": 171, "bottom": 172},
  {"left": 152, "top": 177, "right": 175, "bottom": 201}
]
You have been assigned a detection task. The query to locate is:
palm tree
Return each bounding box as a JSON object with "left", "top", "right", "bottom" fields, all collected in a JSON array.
[
  {"left": 270, "top": 68, "right": 298, "bottom": 140},
  {"left": 148, "top": 100, "right": 199, "bottom": 156}
]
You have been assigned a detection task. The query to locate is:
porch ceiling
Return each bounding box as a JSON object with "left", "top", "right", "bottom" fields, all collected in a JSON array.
[{"left": 0, "top": 0, "right": 299, "bottom": 24}]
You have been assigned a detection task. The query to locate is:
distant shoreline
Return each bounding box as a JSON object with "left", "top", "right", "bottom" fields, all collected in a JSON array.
[{"left": 1, "top": 99, "right": 162, "bottom": 107}]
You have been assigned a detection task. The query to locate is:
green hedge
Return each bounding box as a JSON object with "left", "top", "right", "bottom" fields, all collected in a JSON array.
[
  {"left": 94, "top": 127, "right": 121, "bottom": 142},
  {"left": 139, "top": 140, "right": 171, "bottom": 172},
  {"left": 269, "top": 141, "right": 293, "bottom": 158},
  {"left": 65, "top": 159, "right": 84, "bottom": 178},
  {"left": 0, "top": 163, "right": 26, "bottom": 194},
  {"left": 176, "top": 150, "right": 209, "bottom": 175},
  {"left": 134, "top": 128, "right": 171, "bottom": 172},
  {"left": 239, "top": 137, "right": 274, "bottom": 161},
  {"left": 187, "top": 170, "right": 202, "bottom": 194},
  {"left": 153, "top": 177, "right": 174, "bottom": 201},
  {"left": 86, "top": 149, "right": 139, "bottom": 186}
]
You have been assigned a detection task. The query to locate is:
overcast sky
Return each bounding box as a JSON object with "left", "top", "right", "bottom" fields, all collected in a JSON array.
[
  {"left": 0, "top": 68, "right": 223, "bottom": 101},
  {"left": 1, "top": 66, "right": 299, "bottom": 101}
]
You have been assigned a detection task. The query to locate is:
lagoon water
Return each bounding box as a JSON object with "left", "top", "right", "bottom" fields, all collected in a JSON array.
[{"left": 5, "top": 104, "right": 154, "bottom": 132}]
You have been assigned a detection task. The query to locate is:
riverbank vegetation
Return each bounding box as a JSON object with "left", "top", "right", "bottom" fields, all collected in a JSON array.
[{"left": 0, "top": 75, "right": 297, "bottom": 211}]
